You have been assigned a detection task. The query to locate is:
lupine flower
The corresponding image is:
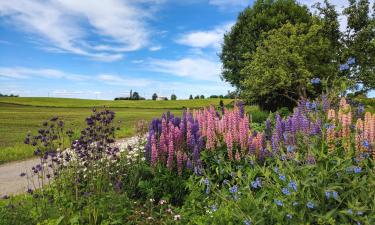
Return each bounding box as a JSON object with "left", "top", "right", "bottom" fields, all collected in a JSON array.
[
  {"left": 279, "top": 174, "right": 286, "bottom": 181},
  {"left": 325, "top": 191, "right": 331, "bottom": 199},
  {"left": 286, "top": 214, "right": 292, "bottom": 219},
  {"left": 243, "top": 219, "right": 251, "bottom": 225}
]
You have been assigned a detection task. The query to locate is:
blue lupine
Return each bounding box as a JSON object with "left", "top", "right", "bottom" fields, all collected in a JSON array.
[
  {"left": 279, "top": 174, "right": 286, "bottom": 181},
  {"left": 211, "top": 204, "right": 218, "bottom": 212},
  {"left": 347, "top": 209, "right": 353, "bottom": 214},
  {"left": 306, "top": 202, "right": 315, "bottom": 209},
  {"left": 286, "top": 214, "right": 293, "bottom": 219},
  {"left": 325, "top": 191, "right": 331, "bottom": 199},
  {"left": 287, "top": 145, "right": 294, "bottom": 153}
]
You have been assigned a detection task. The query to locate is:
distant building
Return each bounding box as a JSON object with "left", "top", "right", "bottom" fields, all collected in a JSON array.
[{"left": 157, "top": 96, "right": 168, "bottom": 100}]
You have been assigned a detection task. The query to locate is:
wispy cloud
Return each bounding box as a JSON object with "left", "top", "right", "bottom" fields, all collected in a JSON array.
[
  {"left": 208, "top": 0, "right": 249, "bottom": 10},
  {"left": 0, "top": 67, "right": 90, "bottom": 80},
  {"left": 149, "top": 45, "right": 162, "bottom": 51},
  {"left": 0, "top": 0, "right": 162, "bottom": 61},
  {"left": 176, "top": 22, "right": 233, "bottom": 49},
  {"left": 148, "top": 57, "right": 221, "bottom": 81}
]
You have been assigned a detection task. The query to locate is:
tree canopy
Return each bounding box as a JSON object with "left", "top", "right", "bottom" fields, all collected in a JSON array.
[{"left": 221, "top": 0, "right": 375, "bottom": 110}]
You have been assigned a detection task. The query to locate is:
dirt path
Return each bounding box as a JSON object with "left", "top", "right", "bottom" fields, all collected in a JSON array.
[{"left": 0, "top": 137, "right": 140, "bottom": 196}]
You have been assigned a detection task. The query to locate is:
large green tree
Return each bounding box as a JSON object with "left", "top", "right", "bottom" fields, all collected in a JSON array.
[
  {"left": 241, "top": 22, "right": 337, "bottom": 110},
  {"left": 220, "top": 0, "right": 312, "bottom": 89},
  {"left": 342, "top": 0, "right": 375, "bottom": 92}
]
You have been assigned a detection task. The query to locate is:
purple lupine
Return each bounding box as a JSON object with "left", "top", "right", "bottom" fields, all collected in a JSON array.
[{"left": 265, "top": 118, "right": 272, "bottom": 141}]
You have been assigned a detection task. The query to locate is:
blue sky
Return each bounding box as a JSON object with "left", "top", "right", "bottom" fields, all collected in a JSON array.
[{"left": 0, "top": 0, "right": 373, "bottom": 99}]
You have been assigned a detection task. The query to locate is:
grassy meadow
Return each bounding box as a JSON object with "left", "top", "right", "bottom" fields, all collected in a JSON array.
[{"left": 0, "top": 97, "right": 238, "bottom": 164}]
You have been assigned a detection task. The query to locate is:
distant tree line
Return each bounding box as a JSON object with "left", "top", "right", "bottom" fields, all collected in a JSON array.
[
  {"left": 114, "top": 90, "right": 145, "bottom": 100},
  {"left": 0, "top": 93, "right": 19, "bottom": 97}
]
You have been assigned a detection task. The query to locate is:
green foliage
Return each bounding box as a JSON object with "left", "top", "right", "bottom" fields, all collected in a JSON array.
[
  {"left": 241, "top": 22, "right": 338, "bottom": 110},
  {"left": 171, "top": 94, "right": 177, "bottom": 100},
  {"left": 342, "top": 0, "right": 375, "bottom": 91},
  {"left": 220, "top": 0, "right": 312, "bottom": 89},
  {"left": 152, "top": 93, "right": 158, "bottom": 100},
  {"left": 221, "top": 0, "right": 374, "bottom": 110},
  {"left": 181, "top": 143, "right": 375, "bottom": 225}
]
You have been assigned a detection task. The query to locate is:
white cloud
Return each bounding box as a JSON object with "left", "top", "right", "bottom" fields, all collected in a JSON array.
[
  {"left": 0, "top": 0, "right": 160, "bottom": 61},
  {"left": 176, "top": 22, "right": 234, "bottom": 49},
  {"left": 298, "top": 0, "right": 374, "bottom": 32},
  {"left": 149, "top": 57, "right": 221, "bottom": 81},
  {"left": 131, "top": 59, "right": 145, "bottom": 64},
  {"left": 0, "top": 67, "right": 89, "bottom": 80},
  {"left": 149, "top": 45, "right": 162, "bottom": 51},
  {"left": 208, "top": 0, "right": 249, "bottom": 9}
]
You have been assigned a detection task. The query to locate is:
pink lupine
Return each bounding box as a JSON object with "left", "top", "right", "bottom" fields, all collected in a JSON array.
[
  {"left": 225, "top": 132, "right": 233, "bottom": 160},
  {"left": 206, "top": 110, "right": 216, "bottom": 150},
  {"left": 364, "top": 112, "right": 372, "bottom": 143},
  {"left": 239, "top": 116, "right": 249, "bottom": 152},
  {"left": 187, "top": 120, "right": 192, "bottom": 147},
  {"left": 167, "top": 139, "right": 174, "bottom": 170},
  {"left": 326, "top": 125, "right": 335, "bottom": 152},
  {"left": 176, "top": 150, "right": 183, "bottom": 176},
  {"left": 151, "top": 134, "right": 158, "bottom": 167},
  {"left": 327, "top": 109, "right": 335, "bottom": 122},
  {"left": 159, "top": 133, "right": 167, "bottom": 162},
  {"left": 235, "top": 150, "right": 241, "bottom": 161},
  {"left": 162, "top": 118, "right": 168, "bottom": 134}
]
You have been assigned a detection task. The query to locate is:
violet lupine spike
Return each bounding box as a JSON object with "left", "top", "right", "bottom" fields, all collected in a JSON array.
[
  {"left": 167, "top": 139, "right": 174, "bottom": 170},
  {"left": 193, "top": 144, "right": 200, "bottom": 165},
  {"left": 265, "top": 118, "right": 272, "bottom": 141},
  {"left": 321, "top": 94, "right": 330, "bottom": 112}
]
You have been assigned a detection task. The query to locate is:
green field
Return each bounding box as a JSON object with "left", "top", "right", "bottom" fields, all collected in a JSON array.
[
  {"left": 0, "top": 97, "right": 233, "bottom": 109},
  {"left": 0, "top": 97, "right": 234, "bottom": 164}
]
